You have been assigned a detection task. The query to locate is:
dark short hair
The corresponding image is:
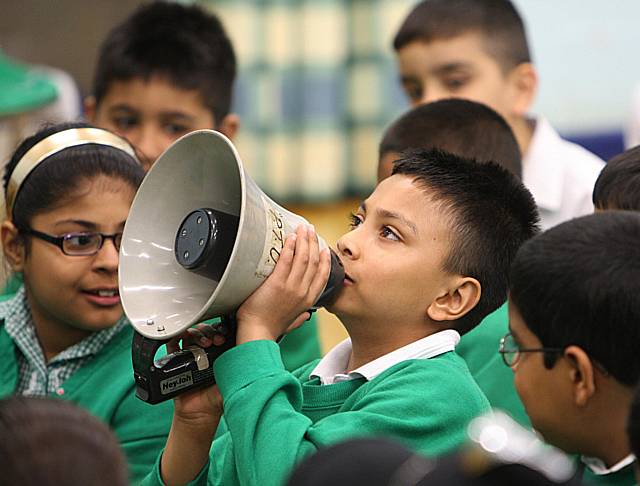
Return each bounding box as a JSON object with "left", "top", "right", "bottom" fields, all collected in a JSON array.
[
  {"left": 392, "top": 149, "right": 539, "bottom": 333},
  {"left": 0, "top": 396, "right": 128, "bottom": 486},
  {"left": 592, "top": 145, "right": 640, "bottom": 210},
  {"left": 92, "top": 2, "right": 236, "bottom": 123},
  {"left": 380, "top": 99, "right": 522, "bottom": 178},
  {"left": 510, "top": 212, "right": 640, "bottom": 386},
  {"left": 393, "top": 0, "right": 531, "bottom": 72},
  {"left": 287, "top": 438, "right": 430, "bottom": 486},
  {"left": 4, "top": 121, "right": 144, "bottom": 231},
  {"left": 287, "top": 433, "right": 582, "bottom": 486}
]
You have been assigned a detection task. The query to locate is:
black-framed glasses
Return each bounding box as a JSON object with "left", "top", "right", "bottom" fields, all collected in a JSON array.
[
  {"left": 24, "top": 228, "right": 123, "bottom": 256},
  {"left": 499, "top": 332, "right": 563, "bottom": 368}
]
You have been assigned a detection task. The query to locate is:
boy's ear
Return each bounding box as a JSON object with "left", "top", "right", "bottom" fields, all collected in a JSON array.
[
  {"left": 217, "top": 113, "right": 240, "bottom": 141},
  {"left": 426, "top": 277, "right": 481, "bottom": 322},
  {"left": 1, "top": 221, "right": 26, "bottom": 271},
  {"left": 84, "top": 96, "right": 97, "bottom": 123},
  {"left": 507, "top": 62, "right": 537, "bottom": 117},
  {"left": 564, "top": 345, "right": 597, "bottom": 407}
]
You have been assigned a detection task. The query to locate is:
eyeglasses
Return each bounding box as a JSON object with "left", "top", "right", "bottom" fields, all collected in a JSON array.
[
  {"left": 24, "top": 228, "right": 123, "bottom": 256},
  {"left": 499, "top": 332, "right": 563, "bottom": 368}
]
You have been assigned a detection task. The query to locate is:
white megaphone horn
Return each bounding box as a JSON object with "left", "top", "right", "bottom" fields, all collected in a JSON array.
[{"left": 119, "top": 129, "right": 344, "bottom": 404}]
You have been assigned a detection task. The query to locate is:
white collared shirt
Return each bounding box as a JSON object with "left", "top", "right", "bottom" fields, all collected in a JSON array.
[
  {"left": 625, "top": 83, "right": 640, "bottom": 149},
  {"left": 523, "top": 117, "right": 605, "bottom": 230},
  {"left": 310, "top": 330, "right": 460, "bottom": 385},
  {"left": 581, "top": 453, "right": 636, "bottom": 476}
]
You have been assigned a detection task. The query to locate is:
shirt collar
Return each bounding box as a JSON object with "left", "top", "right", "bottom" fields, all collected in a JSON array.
[
  {"left": 310, "top": 330, "right": 460, "bottom": 385},
  {"left": 4, "top": 286, "right": 127, "bottom": 364},
  {"left": 581, "top": 454, "right": 636, "bottom": 475},
  {"left": 523, "top": 116, "right": 566, "bottom": 212}
]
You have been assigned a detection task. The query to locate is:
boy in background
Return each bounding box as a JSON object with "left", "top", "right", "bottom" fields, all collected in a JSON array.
[
  {"left": 85, "top": 2, "right": 238, "bottom": 170},
  {"left": 592, "top": 145, "right": 640, "bottom": 211},
  {"left": 393, "top": 0, "right": 604, "bottom": 230},
  {"left": 85, "top": 2, "right": 320, "bottom": 371},
  {"left": 504, "top": 212, "right": 640, "bottom": 485},
  {"left": 378, "top": 98, "right": 522, "bottom": 180},
  {"left": 378, "top": 99, "right": 531, "bottom": 426}
]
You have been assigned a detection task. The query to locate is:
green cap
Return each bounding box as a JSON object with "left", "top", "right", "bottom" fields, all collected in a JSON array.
[{"left": 0, "top": 52, "right": 58, "bottom": 116}]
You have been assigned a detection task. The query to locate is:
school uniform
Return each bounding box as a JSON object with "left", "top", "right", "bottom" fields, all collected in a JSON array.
[
  {"left": 142, "top": 330, "right": 490, "bottom": 486},
  {"left": 625, "top": 83, "right": 640, "bottom": 149},
  {"left": 459, "top": 305, "right": 638, "bottom": 486},
  {"left": 457, "top": 303, "right": 530, "bottom": 426},
  {"left": 0, "top": 288, "right": 174, "bottom": 484},
  {"left": 524, "top": 117, "right": 605, "bottom": 230},
  {"left": 1, "top": 272, "right": 22, "bottom": 296},
  {"left": 581, "top": 454, "right": 637, "bottom": 486},
  {"left": 276, "top": 316, "right": 322, "bottom": 371}
]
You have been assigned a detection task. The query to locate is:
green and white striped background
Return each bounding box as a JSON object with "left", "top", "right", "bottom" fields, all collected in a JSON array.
[{"left": 197, "top": 0, "right": 415, "bottom": 202}]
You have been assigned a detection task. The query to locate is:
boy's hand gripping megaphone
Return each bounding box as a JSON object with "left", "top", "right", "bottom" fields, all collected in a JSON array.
[{"left": 119, "top": 130, "right": 344, "bottom": 404}]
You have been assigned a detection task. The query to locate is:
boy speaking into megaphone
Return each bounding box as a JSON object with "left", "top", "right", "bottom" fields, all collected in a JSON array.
[{"left": 142, "top": 150, "right": 538, "bottom": 486}]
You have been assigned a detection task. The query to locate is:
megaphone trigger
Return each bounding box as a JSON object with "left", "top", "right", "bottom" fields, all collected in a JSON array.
[{"left": 131, "top": 317, "right": 237, "bottom": 404}]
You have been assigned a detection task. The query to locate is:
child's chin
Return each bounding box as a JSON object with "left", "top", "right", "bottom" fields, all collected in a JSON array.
[
  {"left": 75, "top": 312, "right": 123, "bottom": 332},
  {"left": 324, "top": 299, "right": 358, "bottom": 320}
]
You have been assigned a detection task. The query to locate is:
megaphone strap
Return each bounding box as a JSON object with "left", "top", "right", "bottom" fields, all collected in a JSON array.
[{"left": 5, "top": 127, "right": 138, "bottom": 218}]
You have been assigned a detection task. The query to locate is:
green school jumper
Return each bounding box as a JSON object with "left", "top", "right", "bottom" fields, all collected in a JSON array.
[
  {"left": 142, "top": 340, "right": 490, "bottom": 486},
  {"left": 0, "top": 317, "right": 174, "bottom": 484},
  {"left": 0, "top": 272, "right": 322, "bottom": 372},
  {"left": 582, "top": 463, "right": 637, "bottom": 486},
  {"left": 457, "top": 303, "right": 530, "bottom": 426}
]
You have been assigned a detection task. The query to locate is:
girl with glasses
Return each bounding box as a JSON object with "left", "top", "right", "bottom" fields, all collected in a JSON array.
[{"left": 0, "top": 122, "right": 173, "bottom": 482}]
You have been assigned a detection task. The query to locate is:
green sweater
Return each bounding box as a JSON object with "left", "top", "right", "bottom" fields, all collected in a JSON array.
[
  {"left": 457, "top": 303, "right": 530, "bottom": 426},
  {"left": 0, "top": 320, "right": 174, "bottom": 484},
  {"left": 582, "top": 464, "right": 637, "bottom": 486},
  {"left": 143, "top": 340, "right": 490, "bottom": 486}
]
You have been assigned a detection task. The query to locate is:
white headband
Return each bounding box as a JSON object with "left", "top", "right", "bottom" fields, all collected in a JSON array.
[{"left": 5, "top": 127, "right": 138, "bottom": 217}]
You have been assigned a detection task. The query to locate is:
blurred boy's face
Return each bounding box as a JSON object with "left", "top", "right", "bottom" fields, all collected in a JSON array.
[
  {"left": 508, "top": 301, "right": 578, "bottom": 453},
  {"left": 327, "top": 174, "right": 461, "bottom": 326},
  {"left": 396, "top": 32, "right": 533, "bottom": 127},
  {"left": 87, "top": 76, "right": 231, "bottom": 170}
]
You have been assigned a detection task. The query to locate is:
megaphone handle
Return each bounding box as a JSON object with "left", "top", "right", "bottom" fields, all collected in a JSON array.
[{"left": 132, "top": 318, "right": 237, "bottom": 404}]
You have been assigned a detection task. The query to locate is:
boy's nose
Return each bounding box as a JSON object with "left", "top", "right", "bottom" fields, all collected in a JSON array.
[
  {"left": 419, "top": 89, "right": 446, "bottom": 105},
  {"left": 414, "top": 81, "right": 453, "bottom": 105},
  {"left": 131, "top": 128, "right": 165, "bottom": 167},
  {"left": 336, "top": 231, "right": 360, "bottom": 260}
]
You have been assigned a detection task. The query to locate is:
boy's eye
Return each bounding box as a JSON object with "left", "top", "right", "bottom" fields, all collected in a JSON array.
[
  {"left": 401, "top": 81, "right": 423, "bottom": 104},
  {"left": 111, "top": 115, "right": 138, "bottom": 131},
  {"left": 443, "top": 76, "right": 470, "bottom": 91},
  {"left": 381, "top": 227, "right": 400, "bottom": 241},
  {"left": 506, "top": 333, "right": 521, "bottom": 352},
  {"left": 163, "top": 123, "right": 190, "bottom": 136},
  {"left": 348, "top": 212, "right": 363, "bottom": 230}
]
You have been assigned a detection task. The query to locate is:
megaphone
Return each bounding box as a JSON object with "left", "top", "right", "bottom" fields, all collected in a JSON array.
[{"left": 119, "top": 130, "right": 344, "bottom": 404}]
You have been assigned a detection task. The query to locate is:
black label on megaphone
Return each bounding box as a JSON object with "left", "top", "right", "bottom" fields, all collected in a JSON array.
[
  {"left": 132, "top": 317, "right": 236, "bottom": 404},
  {"left": 174, "top": 208, "right": 239, "bottom": 280}
]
